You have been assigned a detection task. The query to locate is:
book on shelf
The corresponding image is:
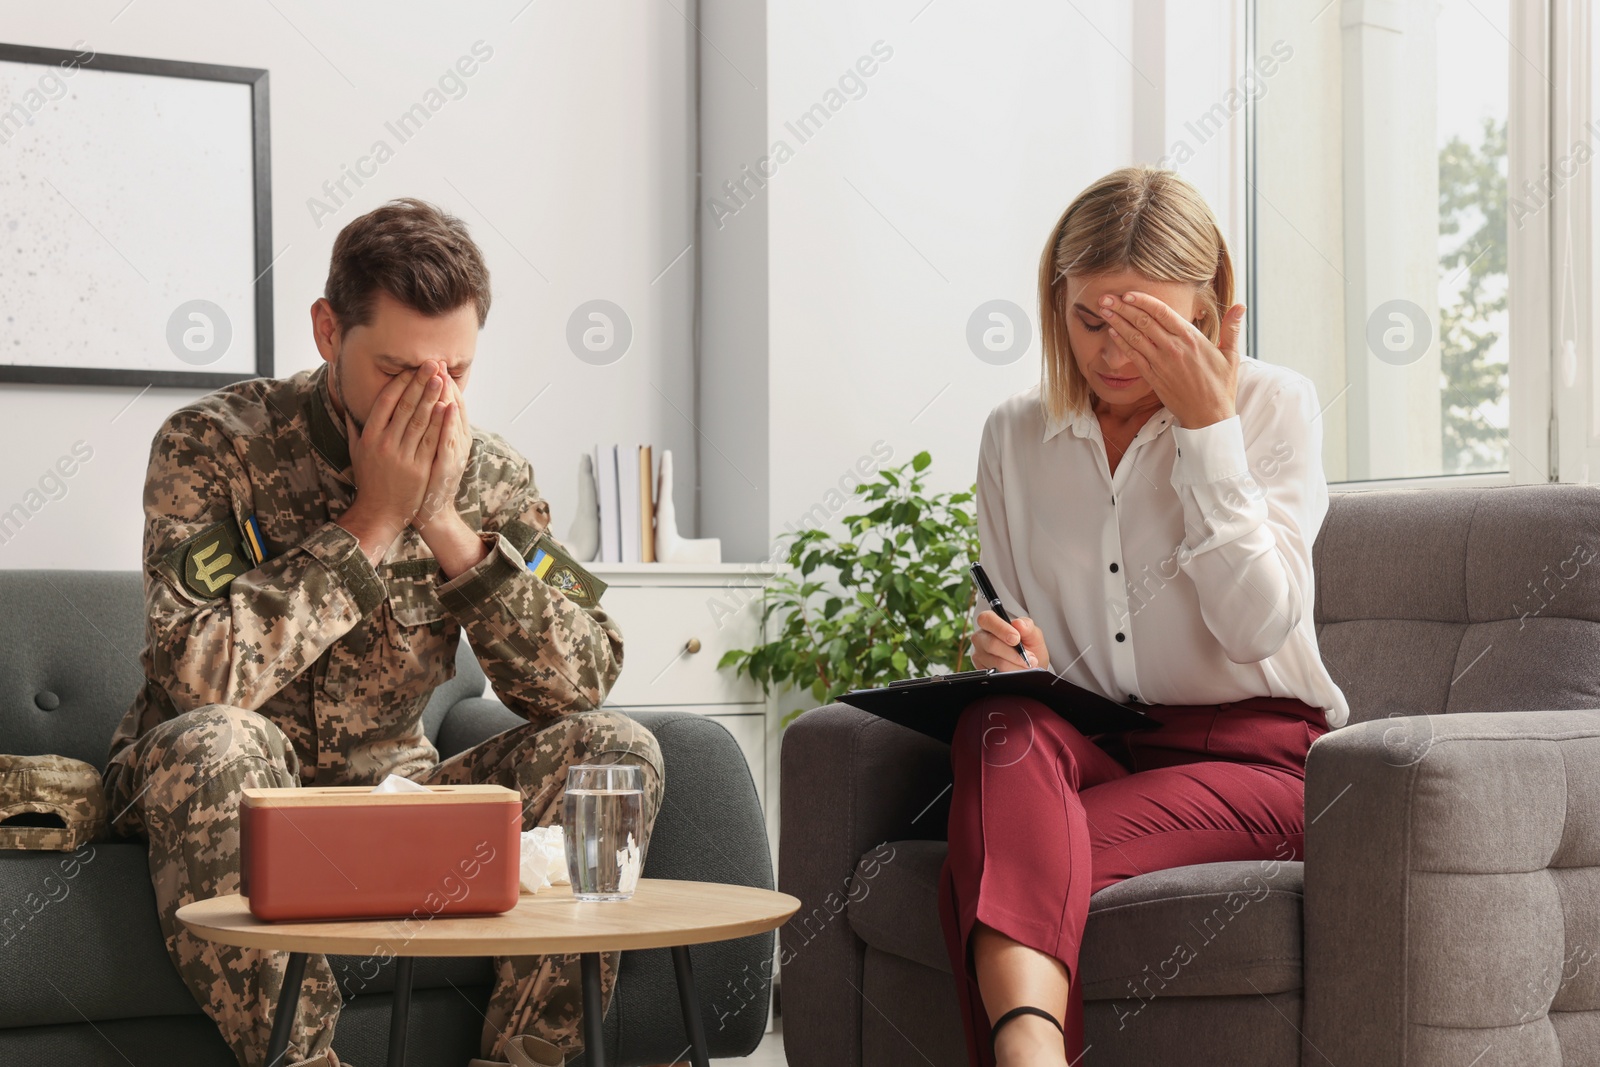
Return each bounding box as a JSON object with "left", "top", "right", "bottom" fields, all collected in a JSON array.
[
  {"left": 639, "top": 445, "right": 655, "bottom": 563},
  {"left": 595, "top": 444, "right": 621, "bottom": 563},
  {"left": 619, "top": 443, "right": 641, "bottom": 563},
  {"left": 593, "top": 444, "right": 657, "bottom": 564}
]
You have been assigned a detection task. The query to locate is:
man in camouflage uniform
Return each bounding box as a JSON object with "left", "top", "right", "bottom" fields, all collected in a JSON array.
[{"left": 102, "top": 199, "right": 661, "bottom": 1067}]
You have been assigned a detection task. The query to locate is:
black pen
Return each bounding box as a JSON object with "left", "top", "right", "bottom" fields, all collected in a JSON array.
[{"left": 969, "top": 562, "right": 1032, "bottom": 667}]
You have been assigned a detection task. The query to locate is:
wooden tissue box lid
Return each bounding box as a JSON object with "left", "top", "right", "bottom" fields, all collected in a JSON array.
[
  {"left": 239, "top": 784, "right": 523, "bottom": 922},
  {"left": 241, "top": 784, "right": 519, "bottom": 807}
]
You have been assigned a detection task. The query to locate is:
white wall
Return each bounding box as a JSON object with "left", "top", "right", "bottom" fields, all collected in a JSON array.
[
  {"left": 761, "top": 0, "right": 1135, "bottom": 541},
  {"left": 0, "top": 0, "right": 697, "bottom": 569}
]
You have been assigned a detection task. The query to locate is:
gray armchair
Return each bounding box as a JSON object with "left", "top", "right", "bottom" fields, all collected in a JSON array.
[
  {"left": 780, "top": 483, "right": 1600, "bottom": 1066},
  {"left": 0, "top": 569, "right": 775, "bottom": 1066}
]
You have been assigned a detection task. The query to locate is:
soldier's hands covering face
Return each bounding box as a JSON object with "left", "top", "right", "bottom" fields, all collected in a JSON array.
[
  {"left": 414, "top": 374, "right": 472, "bottom": 532},
  {"left": 346, "top": 359, "right": 449, "bottom": 533}
]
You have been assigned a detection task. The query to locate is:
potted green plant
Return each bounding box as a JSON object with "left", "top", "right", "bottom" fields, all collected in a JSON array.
[{"left": 718, "top": 451, "right": 981, "bottom": 724}]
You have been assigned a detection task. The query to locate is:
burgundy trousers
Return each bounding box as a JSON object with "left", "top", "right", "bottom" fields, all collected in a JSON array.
[{"left": 937, "top": 693, "right": 1329, "bottom": 1066}]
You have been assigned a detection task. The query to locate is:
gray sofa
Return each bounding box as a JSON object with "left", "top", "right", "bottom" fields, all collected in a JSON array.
[
  {"left": 781, "top": 483, "right": 1600, "bottom": 1066},
  {"left": 0, "top": 569, "right": 774, "bottom": 1066}
]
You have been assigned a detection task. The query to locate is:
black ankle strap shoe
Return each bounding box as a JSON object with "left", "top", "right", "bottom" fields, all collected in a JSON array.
[{"left": 990, "top": 1005, "right": 1064, "bottom": 1055}]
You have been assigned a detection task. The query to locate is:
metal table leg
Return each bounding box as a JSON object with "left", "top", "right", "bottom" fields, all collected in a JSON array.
[
  {"left": 581, "top": 951, "right": 607, "bottom": 1067},
  {"left": 387, "top": 956, "right": 415, "bottom": 1067},
  {"left": 266, "top": 951, "right": 309, "bottom": 1067},
  {"left": 671, "top": 945, "right": 711, "bottom": 1067}
]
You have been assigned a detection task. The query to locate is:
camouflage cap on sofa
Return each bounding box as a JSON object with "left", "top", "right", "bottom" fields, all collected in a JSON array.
[{"left": 0, "top": 754, "right": 107, "bottom": 852}]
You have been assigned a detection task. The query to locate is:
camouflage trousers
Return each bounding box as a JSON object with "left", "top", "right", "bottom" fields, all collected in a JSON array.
[{"left": 105, "top": 705, "right": 663, "bottom": 1067}]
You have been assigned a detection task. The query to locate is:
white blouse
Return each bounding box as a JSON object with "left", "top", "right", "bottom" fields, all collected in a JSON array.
[{"left": 976, "top": 356, "right": 1350, "bottom": 729}]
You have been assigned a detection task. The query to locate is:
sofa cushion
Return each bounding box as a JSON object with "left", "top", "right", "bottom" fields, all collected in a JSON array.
[
  {"left": 846, "top": 841, "right": 1303, "bottom": 1000},
  {"left": 2, "top": 571, "right": 147, "bottom": 770},
  {"left": 1077, "top": 858, "right": 1304, "bottom": 1000},
  {"left": 1313, "top": 485, "right": 1600, "bottom": 725},
  {"left": 0, "top": 842, "right": 198, "bottom": 1028},
  {"left": 0, "top": 987, "right": 493, "bottom": 1067}
]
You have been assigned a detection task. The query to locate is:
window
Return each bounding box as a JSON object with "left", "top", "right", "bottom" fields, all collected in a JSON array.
[{"left": 1247, "top": 0, "right": 1548, "bottom": 486}]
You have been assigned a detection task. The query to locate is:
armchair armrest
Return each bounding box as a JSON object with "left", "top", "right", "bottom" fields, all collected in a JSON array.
[
  {"left": 1302, "top": 709, "right": 1600, "bottom": 1066},
  {"left": 779, "top": 704, "right": 953, "bottom": 1067}
]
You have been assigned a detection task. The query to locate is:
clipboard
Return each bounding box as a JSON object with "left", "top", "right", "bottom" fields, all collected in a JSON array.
[{"left": 838, "top": 668, "right": 1156, "bottom": 745}]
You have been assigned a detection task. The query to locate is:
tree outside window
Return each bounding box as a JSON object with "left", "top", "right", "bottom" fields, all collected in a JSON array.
[{"left": 1439, "top": 116, "right": 1509, "bottom": 473}]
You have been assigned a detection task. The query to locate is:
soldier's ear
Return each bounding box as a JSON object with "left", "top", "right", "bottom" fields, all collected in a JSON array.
[{"left": 311, "top": 299, "right": 341, "bottom": 363}]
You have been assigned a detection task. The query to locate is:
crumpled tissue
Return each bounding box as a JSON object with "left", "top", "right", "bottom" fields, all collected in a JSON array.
[
  {"left": 616, "top": 831, "right": 643, "bottom": 894},
  {"left": 370, "top": 774, "right": 430, "bottom": 794},
  {"left": 519, "top": 826, "right": 571, "bottom": 893}
]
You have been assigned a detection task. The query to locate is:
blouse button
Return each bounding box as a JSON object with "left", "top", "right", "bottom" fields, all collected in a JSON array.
[
  {"left": 1109, "top": 562, "right": 1119, "bottom": 573},
  {"left": 1115, "top": 632, "right": 1126, "bottom": 642}
]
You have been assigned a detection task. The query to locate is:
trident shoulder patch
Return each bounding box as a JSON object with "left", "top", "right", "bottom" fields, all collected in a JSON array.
[
  {"left": 163, "top": 518, "right": 249, "bottom": 600},
  {"left": 525, "top": 531, "right": 606, "bottom": 609}
]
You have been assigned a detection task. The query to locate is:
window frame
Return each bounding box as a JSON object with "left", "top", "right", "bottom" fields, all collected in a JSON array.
[
  {"left": 1243, "top": 0, "right": 1555, "bottom": 491},
  {"left": 1551, "top": 0, "right": 1600, "bottom": 484}
]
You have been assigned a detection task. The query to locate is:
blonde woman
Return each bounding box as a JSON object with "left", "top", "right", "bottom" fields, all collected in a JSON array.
[{"left": 940, "top": 167, "right": 1349, "bottom": 1067}]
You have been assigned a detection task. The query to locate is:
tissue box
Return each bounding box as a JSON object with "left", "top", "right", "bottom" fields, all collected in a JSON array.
[{"left": 239, "top": 784, "right": 522, "bottom": 922}]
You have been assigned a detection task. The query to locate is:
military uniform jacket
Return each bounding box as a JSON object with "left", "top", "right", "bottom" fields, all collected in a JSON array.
[{"left": 106, "top": 363, "right": 622, "bottom": 798}]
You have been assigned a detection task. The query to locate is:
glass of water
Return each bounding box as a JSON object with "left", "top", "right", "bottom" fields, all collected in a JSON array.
[{"left": 563, "top": 764, "right": 646, "bottom": 902}]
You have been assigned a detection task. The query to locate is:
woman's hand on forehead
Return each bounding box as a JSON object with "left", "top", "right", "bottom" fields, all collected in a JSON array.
[{"left": 1097, "top": 290, "right": 1245, "bottom": 429}]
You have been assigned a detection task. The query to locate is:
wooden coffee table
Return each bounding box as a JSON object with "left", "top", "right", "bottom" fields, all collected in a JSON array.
[{"left": 177, "top": 878, "right": 799, "bottom": 1067}]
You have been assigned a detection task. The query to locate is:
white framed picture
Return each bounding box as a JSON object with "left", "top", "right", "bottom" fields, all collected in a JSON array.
[{"left": 0, "top": 42, "right": 272, "bottom": 388}]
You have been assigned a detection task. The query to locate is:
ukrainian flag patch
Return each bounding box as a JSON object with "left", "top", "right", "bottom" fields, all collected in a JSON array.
[{"left": 242, "top": 514, "right": 269, "bottom": 567}]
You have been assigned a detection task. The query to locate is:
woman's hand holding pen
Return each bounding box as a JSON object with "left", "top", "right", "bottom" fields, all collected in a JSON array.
[{"left": 971, "top": 610, "right": 1051, "bottom": 672}]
